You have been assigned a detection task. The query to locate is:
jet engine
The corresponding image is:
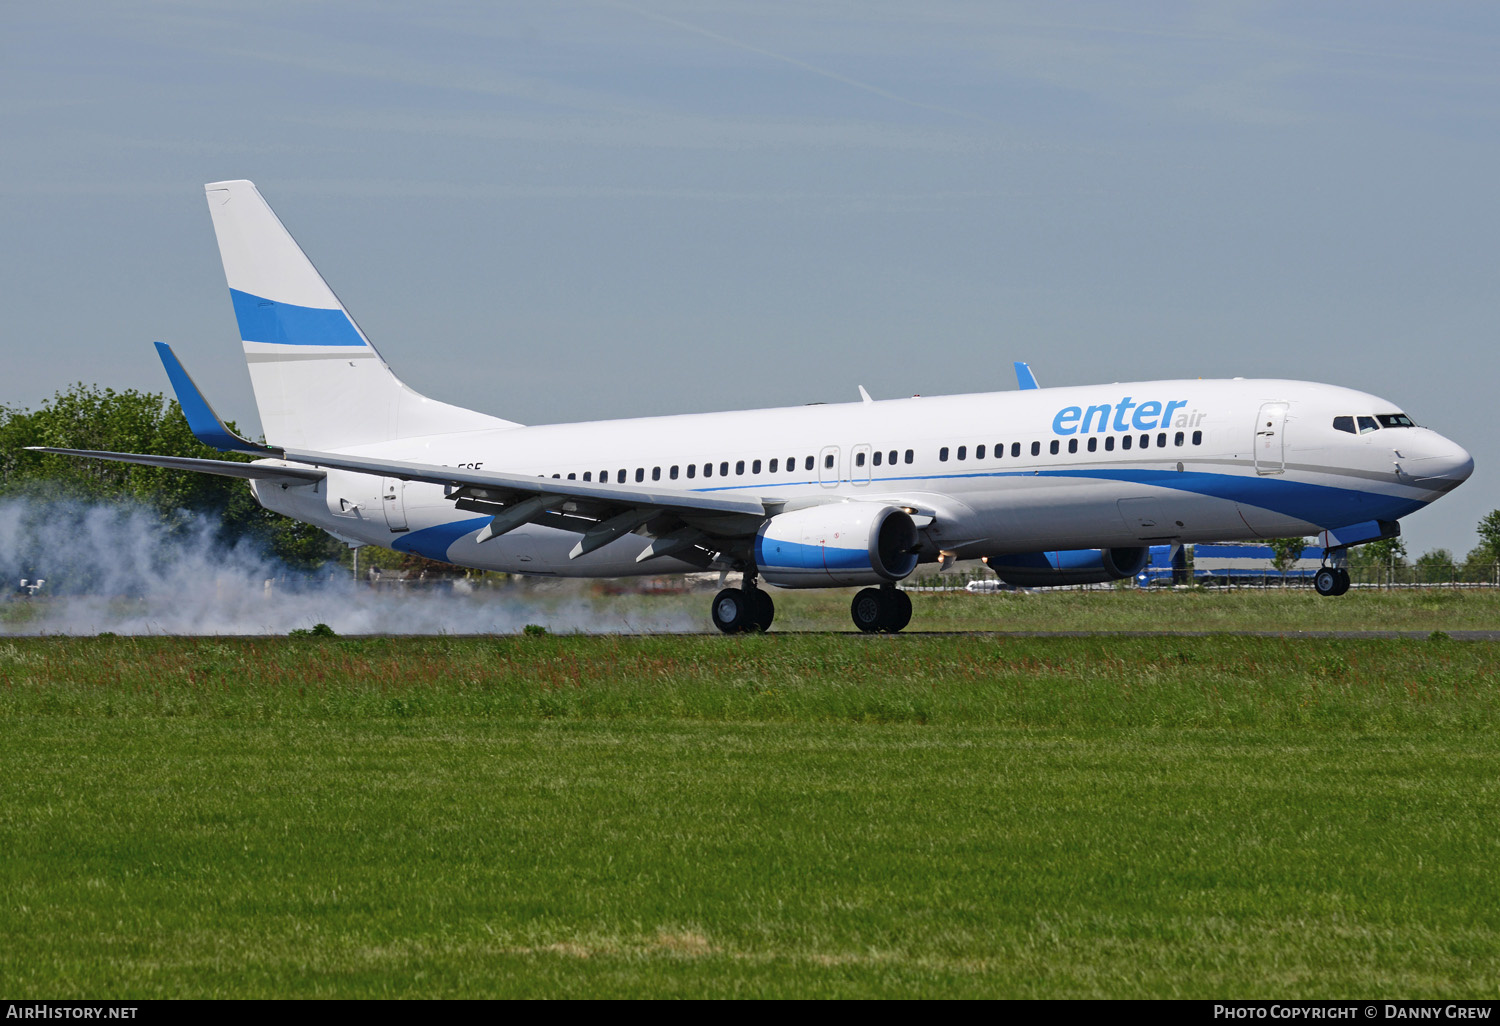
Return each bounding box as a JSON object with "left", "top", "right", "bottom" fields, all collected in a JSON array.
[
  {"left": 755, "top": 503, "right": 920, "bottom": 587},
  {"left": 985, "top": 547, "right": 1149, "bottom": 587}
]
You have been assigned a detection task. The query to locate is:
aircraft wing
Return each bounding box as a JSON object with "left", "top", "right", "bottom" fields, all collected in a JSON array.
[
  {"left": 26, "top": 447, "right": 326, "bottom": 486},
  {"left": 279, "top": 447, "right": 774, "bottom": 561}
]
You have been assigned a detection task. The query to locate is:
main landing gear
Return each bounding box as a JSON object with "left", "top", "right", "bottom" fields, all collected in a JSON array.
[
  {"left": 712, "top": 575, "right": 775, "bottom": 634},
  {"left": 1314, "top": 547, "right": 1351, "bottom": 597},
  {"left": 851, "top": 584, "right": 912, "bottom": 634}
]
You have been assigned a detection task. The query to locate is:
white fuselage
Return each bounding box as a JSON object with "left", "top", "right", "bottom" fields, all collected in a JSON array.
[{"left": 251, "top": 377, "right": 1472, "bottom": 581}]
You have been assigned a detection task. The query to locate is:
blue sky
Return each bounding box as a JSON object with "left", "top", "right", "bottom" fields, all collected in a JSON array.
[{"left": 2, "top": 1, "right": 1496, "bottom": 555}]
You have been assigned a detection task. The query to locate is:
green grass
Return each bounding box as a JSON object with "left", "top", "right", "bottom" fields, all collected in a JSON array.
[
  {"left": 2, "top": 634, "right": 1499, "bottom": 997},
  {"left": 762, "top": 584, "right": 1500, "bottom": 633}
]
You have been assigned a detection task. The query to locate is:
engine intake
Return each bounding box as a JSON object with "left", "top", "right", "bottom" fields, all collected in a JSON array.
[
  {"left": 756, "top": 503, "right": 920, "bottom": 587},
  {"left": 986, "top": 547, "right": 1149, "bottom": 587}
]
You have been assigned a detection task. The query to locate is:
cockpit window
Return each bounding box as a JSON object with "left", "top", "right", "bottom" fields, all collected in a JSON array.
[
  {"left": 1378, "top": 413, "right": 1415, "bottom": 428},
  {"left": 1333, "top": 416, "right": 1355, "bottom": 434},
  {"left": 1357, "top": 416, "right": 1379, "bottom": 434}
]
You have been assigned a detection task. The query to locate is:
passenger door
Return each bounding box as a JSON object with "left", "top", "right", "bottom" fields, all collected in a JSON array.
[{"left": 1254, "top": 403, "right": 1288, "bottom": 476}]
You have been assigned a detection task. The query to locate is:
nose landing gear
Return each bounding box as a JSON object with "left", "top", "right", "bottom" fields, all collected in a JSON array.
[{"left": 1315, "top": 547, "right": 1352, "bottom": 597}]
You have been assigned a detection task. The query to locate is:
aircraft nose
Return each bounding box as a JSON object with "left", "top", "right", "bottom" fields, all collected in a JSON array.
[{"left": 1410, "top": 437, "right": 1473, "bottom": 488}]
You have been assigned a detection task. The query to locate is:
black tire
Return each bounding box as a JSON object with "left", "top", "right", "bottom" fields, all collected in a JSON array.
[
  {"left": 749, "top": 589, "right": 775, "bottom": 632},
  {"left": 883, "top": 588, "right": 913, "bottom": 633},
  {"left": 1314, "top": 567, "right": 1339, "bottom": 597},
  {"left": 712, "top": 588, "right": 749, "bottom": 634},
  {"left": 851, "top": 588, "right": 884, "bottom": 633},
  {"left": 1332, "top": 567, "right": 1351, "bottom": 596}
]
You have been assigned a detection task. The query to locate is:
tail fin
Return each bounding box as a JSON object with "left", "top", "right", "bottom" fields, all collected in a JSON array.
[{"left": 204, "top": 180, "right": 518, "bottom": 450}]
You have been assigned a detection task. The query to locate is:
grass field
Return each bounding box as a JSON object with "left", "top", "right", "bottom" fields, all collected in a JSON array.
[{"left": 3, "top": 611, "right": 1499, "bottom": 998}]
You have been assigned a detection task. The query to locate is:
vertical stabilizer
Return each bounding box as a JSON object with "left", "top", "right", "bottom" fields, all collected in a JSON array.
[{"left": 204, "top": 180, "right": 517, "bottom": 450}]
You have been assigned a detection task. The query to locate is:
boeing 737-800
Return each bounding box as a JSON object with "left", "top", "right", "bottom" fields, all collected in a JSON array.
[{"left": 34, "top": 181, "right": 1474, "bottom": 633}]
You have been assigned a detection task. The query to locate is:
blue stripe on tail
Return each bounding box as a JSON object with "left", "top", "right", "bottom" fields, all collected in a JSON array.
[{"left": 229, "top": 289, "right": 366, "bottom": 347}]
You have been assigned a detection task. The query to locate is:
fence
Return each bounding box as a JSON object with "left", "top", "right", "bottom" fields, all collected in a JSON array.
[{"left": 901, "top": 563, "right": 1500, "bottom": 592}]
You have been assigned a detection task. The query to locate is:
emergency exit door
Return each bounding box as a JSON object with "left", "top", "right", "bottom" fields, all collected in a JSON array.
[{"left": 382, "top": 477, "right": 409, "bottom": 531}]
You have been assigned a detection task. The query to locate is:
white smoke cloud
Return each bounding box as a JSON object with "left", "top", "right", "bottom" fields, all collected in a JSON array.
[{"left": 0, "top": 500, "right": 704, "bottom": 636}]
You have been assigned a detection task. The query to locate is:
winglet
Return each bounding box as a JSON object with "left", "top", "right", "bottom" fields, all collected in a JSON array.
[
  {"left": 154, "top": 342, "right": 275, "bottom": 454},
  {"left": 1014, "top": 361, "right": 1039, "bottom": 390}
]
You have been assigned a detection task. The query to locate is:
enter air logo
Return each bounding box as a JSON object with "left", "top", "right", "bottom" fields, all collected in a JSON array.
[{"left": 1051, "top": 397, "right": 1204, "bottom": 436}]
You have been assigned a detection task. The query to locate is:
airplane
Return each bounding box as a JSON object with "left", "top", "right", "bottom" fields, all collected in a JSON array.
[{"left": 33, "top": 180, "right": 1474, "bottom": 633}]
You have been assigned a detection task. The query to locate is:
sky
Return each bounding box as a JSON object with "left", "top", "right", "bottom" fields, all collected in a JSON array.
[{"left": 1, "top": 1, "right": 1496, "bottom": 556}]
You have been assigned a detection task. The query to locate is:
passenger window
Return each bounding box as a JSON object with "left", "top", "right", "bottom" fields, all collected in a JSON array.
[
  {"left": 735, "top": 460, "right": 744, "bottom": 475},
  {"left": 1139, "top": 434, "right": 1149, "bottom": 448},
  {"left": 1192, "top": 430, "right": 1203, "bottom": 445},
  {"left": 1049, "top": 440, "right": 1059, "bottom": 455},
  {"left": 1157, "top": 432, "right": 1166, "bottom": 447},
  {"left": 568, "top": 473, "right": 576, "bottom": 480},
  {"left": 939, "top": 447, "right": 950, "bottom": 462},
  {"left": 1105, "top": 437, "right": 1115, "bottom": 451},
  {"left": 720, "top": 462, "right": 729, "bottom": 476},
  {"left": 1088, "top": 437, "right": 1098, "bottom": 452},
  {"left": 872, "top": 451, "right": 882, "bottom": 466},
  {"left": 976, "top": 444, "right": 986, "bottom": 460},
  {"left": 1011, "top": 442, "right": 1021, "bottom": 458},
  {"left": 618, "top": 469, "right": 627, "bottom": 483},
  {"left": 687, "top": 464, "right": 696, "bottom": 479},
  {"left": 704, "top": 463, "right": 712, "bottom": 478},
  {"left": 635, "top": 468, "right": 644, "bottom": 483},
  {"left": 1357, "top": 416, "right": 1379, "bottom": 434},
  {"left": 823, "top": 454, "right": 834, "bottom": 469},
  {"left": 1174, "top": 431, "right": 1184, "bottom": 446},
  {"left": 769, "top": 458, "right": 779, "bottom": 473},
  {"left": 670, "top": 466, "right": 679, "bottom": 480},
  {"left": 1068, "top": 438, "right": 1078, "bottom": 454},
  {"left": 1333, "top": 416, "right": 1355, "bottom": 434},
  {"left": 651, "top": 467, "right": 660, "bottom": 481},
  {"left": 752, "top": 459, "right": 761, "bottom": 474},
  {"left": 805, "top": 456, "right": 815, "bottom": 471},
  {"left": 1122, "top": 435, "right": 1132, "bottom": 450},
  {"left": 904, "top": 450, "right": 914, "bottom": 464},
  {"left": 889, "top": 450, "right": 898, "bottom": 465},
  {"left": 957, "top": 446, "right": 966, "bottom": 461},
  {"left": 583, "top": 472, "right": 592, "bottom": 482},
  {"left": 552, "top": 473, "right": 561, "bottom": 479},
  {"left": 1030, "top": 441, "right": 1040, "bottom": 456},
  {"left": 995, "top": 443, "right": 1004, "bottom": 459},
  {"left": 855, "top": 452, "right": 865, "bottom": 467}
]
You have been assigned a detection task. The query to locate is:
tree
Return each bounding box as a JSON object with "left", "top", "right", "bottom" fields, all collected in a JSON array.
[
  {"left": 1349, "top": 537, "right": 1406, "bottom": 571},
  {"left": 1415, "top": 548, "right": 1455, "bottom": 585},
  {"left": 1266, "top": 537, "right": 1308, "bottom": 583},
  {"left": 0, "top": 383, "right": 341, "bottom": 571}
]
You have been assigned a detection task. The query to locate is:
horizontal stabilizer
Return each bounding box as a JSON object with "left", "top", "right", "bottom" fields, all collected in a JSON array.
[{"left": 27, "top": 447, "right": 324, "bottom": 486}]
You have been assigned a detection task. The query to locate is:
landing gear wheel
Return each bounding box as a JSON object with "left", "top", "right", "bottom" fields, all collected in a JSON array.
[
  {"left": 850, "top": 587, "right": 912, "bottom": 633},
  {"left": 712, "top": 588, "right": 751, "bottom": 634},
  {"left": 1332, "top": 568, "right": 1351, "bottom": 596},
  {"left": 851, "top": 588, "right": 885, "bottom": 633},
  {"left": 748, "top": 588, "right": 775, "bottom": 632},
  {"left": 1314, "top": 567, "right": 1339, "bottom": 597},
  {"left": 884, "top": 588, "right": 912, "bottom": 633}
]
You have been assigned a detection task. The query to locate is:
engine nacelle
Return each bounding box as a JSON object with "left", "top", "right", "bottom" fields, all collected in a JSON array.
[
  {"left": 755, "top": 503, "right": 920, "bottom": 588},
  {"left": 986, "top": 547, "right": 1149, "bottom": 587}
]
